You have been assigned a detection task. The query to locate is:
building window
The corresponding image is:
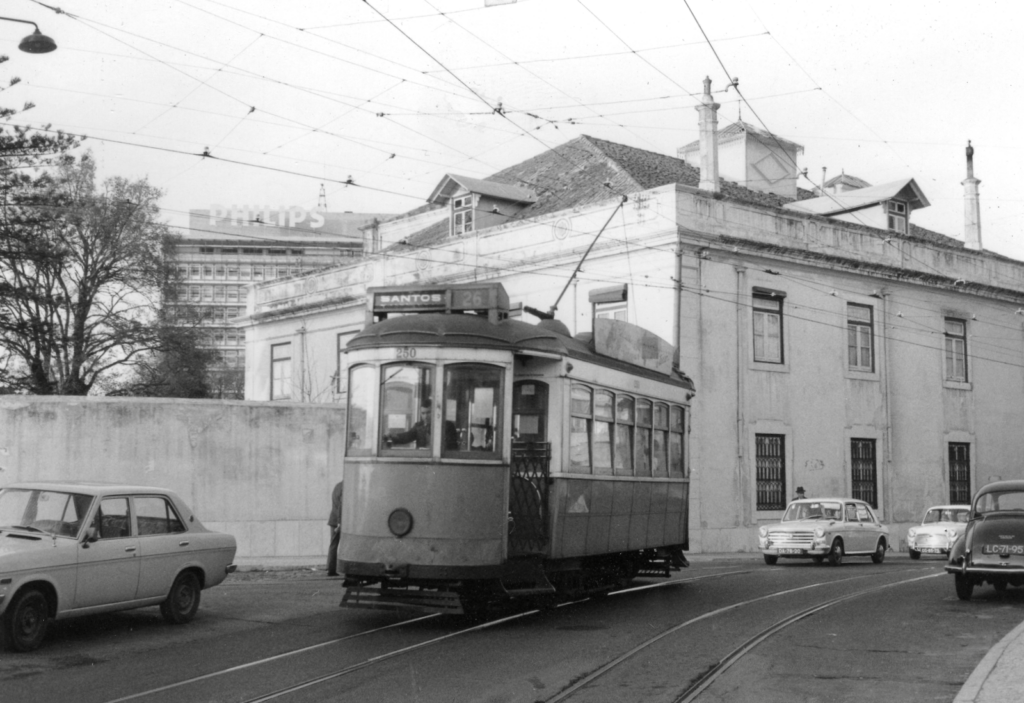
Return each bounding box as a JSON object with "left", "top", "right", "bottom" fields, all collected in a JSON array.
[
  {"left": 227, "top": 266, "right": 239, "bottom": 280},
  {"left": 240, "top": 266, "right": 251, "bottom": 280},
  {"left": 203, "top": 265, "right": 213, "bottom": 278},
  {"left": 755, "top": 434, "right": 786, "bottom": 510},
  {"left": 270, "top": 343, "right": 291, "bottom": 400},
  {"left": 847, "top": 304, "right": 874, "bottom": 372},
  {"left": 190, "top": 265, "right": 201, "bottom": 278},
  {"left": 452, "top": 195, "right": 474, "bottom": 235},
  {"left": 949, "top": 443, "right": 971, "bottom": 504},
  {"left": 944, "top": 318, "right": 968, "bottom": 382},
  {"left": 752, "top": 291, "right": 784, "bottom": 364},
  {"left": 215, "top": 266, "right": 225, "bottom": 279},
  {"left": 887, "top": 200, "right": 907, "bottom": 234},
  {"left": 227, "top": 286, "right": 239, "bottom": 303},
  {"left": 851, "top": 438, "right": 878, "bottom": 508}
]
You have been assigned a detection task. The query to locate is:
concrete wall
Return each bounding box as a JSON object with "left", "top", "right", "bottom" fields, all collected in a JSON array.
[{"left": 0, "top": 395, "right": 346, "bottom": 567}]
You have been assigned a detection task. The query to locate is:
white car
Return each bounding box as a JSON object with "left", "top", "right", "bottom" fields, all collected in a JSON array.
[
  {"left": 907, "top": 504, "right": 970, "bottom": 559},
  {"left": 758, "top": 498, "right": 890, "bottom": 566},
  {"left": 0, "top": 482, "right": 237, "bottom": 652}
]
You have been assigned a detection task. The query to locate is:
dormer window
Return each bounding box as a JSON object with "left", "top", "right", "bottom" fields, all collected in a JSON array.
[
  {"left": 452, "top": 195, "right": 474, "bottom": 235},
  {"left": 887, "top": 200, "right": 907, "bottom": 234}
]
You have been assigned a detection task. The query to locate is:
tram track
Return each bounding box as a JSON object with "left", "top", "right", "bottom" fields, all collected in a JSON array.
[
  {"left": 545, "top": 568, "right": 944, "bottom": 703},
  {"left": 93, "top": 565, "right": 945, "bottom": 703},
  {"left": 98, "top": 568, "right": 754, "bottom": 703}
]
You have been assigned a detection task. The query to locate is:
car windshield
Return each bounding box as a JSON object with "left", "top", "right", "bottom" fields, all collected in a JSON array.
[
  {"left": 975, "top": 491, "right": 1024, "bottom": 516},
  {"left": 924, "top": 508, "right": 970, "bottom": 524},
  {"left": 0, "top": 488, "right": 94, "bottom": 537},
  {"left": 782, "top": 501, "right": 842, "bottom": 522}
]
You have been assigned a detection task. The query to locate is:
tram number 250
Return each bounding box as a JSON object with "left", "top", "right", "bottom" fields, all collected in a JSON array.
[{"left": 394, "top": 347, "right": 417, "bottom": 359}]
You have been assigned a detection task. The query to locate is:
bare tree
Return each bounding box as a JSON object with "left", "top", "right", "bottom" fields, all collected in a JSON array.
[{"left": 0, "top": 147, "right": 181, "bottom": 395}]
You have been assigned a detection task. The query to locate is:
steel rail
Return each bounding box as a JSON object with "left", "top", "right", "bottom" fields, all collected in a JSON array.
[{"left": 545, "top": 569, "right": 942, "bottom": 703}]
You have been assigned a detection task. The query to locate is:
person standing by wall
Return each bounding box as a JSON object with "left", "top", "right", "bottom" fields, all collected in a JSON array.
[{"left": 327, "top": 480, "right": 343, "bottom": 577}]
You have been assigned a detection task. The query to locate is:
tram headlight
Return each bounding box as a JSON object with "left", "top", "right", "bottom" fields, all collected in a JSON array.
[{"left": 388, "top": 508, "right": 414, "bottom": 538}]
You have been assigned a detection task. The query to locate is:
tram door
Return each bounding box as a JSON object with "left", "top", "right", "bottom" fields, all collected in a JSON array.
[{"left": 509, "top": 381, "right": 550, "bottom": 555}]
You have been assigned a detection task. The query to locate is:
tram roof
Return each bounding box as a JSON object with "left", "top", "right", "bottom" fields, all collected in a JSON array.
[{"left": 347, "top": 313, "right": 694, "bottom": 390}]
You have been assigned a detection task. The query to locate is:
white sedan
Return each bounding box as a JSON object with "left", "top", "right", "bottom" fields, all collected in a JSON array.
[
  {"left": 0, "top": 482, "right": 236, "bottom": 652},
  {"left": 907, "top": 504, "right": 970, "bottom": 559}
]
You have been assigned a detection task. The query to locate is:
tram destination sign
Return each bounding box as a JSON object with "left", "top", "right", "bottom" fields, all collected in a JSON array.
[{"left": 369, "top": 283, "right": 510, "bottom": 322}]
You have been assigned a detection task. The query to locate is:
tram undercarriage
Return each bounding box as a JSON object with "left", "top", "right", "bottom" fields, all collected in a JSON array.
[{"left": 340, "top": 546, "right": 689, "bottom": 616}]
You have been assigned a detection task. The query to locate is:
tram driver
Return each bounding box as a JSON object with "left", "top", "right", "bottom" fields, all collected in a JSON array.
[{"left": 386, "top": 401, "right": 432, "bottom": 449}]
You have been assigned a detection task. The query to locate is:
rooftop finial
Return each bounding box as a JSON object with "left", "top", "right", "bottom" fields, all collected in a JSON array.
[
  {"left": 703, "top": 76, "right": 712, "bottom": 96},
  {"left": 966, "top": 140, "right": 974, "bottom": 179}
]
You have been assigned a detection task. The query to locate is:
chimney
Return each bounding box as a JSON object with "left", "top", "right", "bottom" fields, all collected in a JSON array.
[
  {"left": 963, "top": 140, "right": 982, "bottom": 251},
  {"left": 695, "top": 76, "right": 720, "bottom": 193}
]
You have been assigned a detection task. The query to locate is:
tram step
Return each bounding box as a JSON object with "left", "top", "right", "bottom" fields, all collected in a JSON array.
[
  {"left": 341, "top": 585, "right": 464, "bottom": 614},
  {"left": 500, "top": 572, "right": 556, "bottom": 596}
]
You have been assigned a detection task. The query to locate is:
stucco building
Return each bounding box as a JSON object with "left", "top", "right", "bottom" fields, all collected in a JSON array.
[{"left": 237, "top": 81, "right": 1023, "bottom": 552}]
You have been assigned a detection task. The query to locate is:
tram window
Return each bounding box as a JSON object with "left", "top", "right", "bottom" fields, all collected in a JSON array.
[
  {"left": 652, "top": 403, "right": 669, "bottom": 477},
  {"left": 635, "top": 399, "right": 652, "bottom": 477},
  {"left": 513, "top": 381, "right": 547, "bottom": 442},
  {"left": 380, "top": 364, "right": 433, "bottom": 452},
  {"left": 346, "top": 365, "right": 377, "bottom": 455},
  {"left": 668, "top": 405, "right": 685, "bottom": 478},
  {"left": 442, "top": 364, "right": 502, "bottom": 457},
  {"left": 614, "top": 395, "right": 634, "bottom": 476},
  {"left": 593, "top": 391, "right": 614, "bottom": 476},
  {"left": 570, "top": 385, "right": 592, "bottom": 473}
]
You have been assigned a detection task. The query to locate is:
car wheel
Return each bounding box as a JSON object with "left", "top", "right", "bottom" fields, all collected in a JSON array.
[
  {"left": 1, "top": 588, "right": 50, "bottom": 652},
  {"left": 827, "top": 539, "right": 844, "bottom": 566},
  {"left": 955, "top": 573, "right": 974, "bottom": 601},
  {"left": 763, "top": 554, "right": 778, "bottom": 565},
  {"left": 909, "top": 549, "right": 921, "bottom": 560},
  {"left": 161, "top": 572, "right": 201, "bottom": 625},
  {"left": 871, "top": 540, "right": 886, "bottom": 564}
]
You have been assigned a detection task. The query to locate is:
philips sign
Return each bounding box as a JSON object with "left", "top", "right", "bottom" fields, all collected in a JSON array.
[{"left": 207, "top": 205, "right": 326, "bottom": 229}]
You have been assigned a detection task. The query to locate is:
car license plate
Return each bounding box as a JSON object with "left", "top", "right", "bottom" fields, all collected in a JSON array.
[
  {"left": 922, "top": 548, "right": 942, "bottom": 554},
  {"left": 778, "top": 548, "right": 804, "bottom": 555},
  {"left": 982, "top": 544, "right": 1024, "bottom": 555}
]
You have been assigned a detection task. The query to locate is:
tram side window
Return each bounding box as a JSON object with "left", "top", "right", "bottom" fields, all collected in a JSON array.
[
  {"left": 346, "top": 365, "right": 377, "bottom": 455},
  {"left": 652, "top": 403, "right": 669, "bottom": 477},
  {"left": 635, "top": 399, "right": 652, "bottom": 477},
  {"left": 570, "top": 385, "right": 592, "bottom": 473},
  {"left": 593, "top": 391, "right": 614, "bottom": 476},
  {"left": 380, "top": 364, "right": 433, "bottom": 452},
  {"left": 513, "top": 381, "right": 547, "bottom": 442},
  {"left": 442, "top": 364, "right": 502, "bottom": 456},
  {"left": 669, "top": 405, "right": 685, "bottom": 478},
  {"left": 614, "top": 395, "right": 635, "bottom": 476}
]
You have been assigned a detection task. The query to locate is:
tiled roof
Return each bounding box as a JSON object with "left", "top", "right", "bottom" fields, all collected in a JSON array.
[
  {"left": 679, "top": 120, "right": 804, "bottom": 154},
  {"left": 389, "top": 134, "right": 959, "bottom": 252}
]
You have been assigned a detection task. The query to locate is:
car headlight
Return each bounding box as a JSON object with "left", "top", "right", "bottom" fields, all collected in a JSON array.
[
  {"left": 908, "top": 527, "right": 917, "bottom": 539},
  {"left": 814, "top": 527, "right": 825, "bottom": 538},
  {"left": 759, "top": 526, "right": 768, "bottom": 538}
]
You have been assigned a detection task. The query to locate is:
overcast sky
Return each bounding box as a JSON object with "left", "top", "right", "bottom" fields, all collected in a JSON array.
[{"left": 4, "top": 0, "right": 1022, "bottom": 257}]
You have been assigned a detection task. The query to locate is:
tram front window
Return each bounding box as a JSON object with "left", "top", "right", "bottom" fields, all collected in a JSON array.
[
  {"left": 380, "top": 364, "right": 433, "bottom": 451},
  {"left": 443, "top": 364, "right": 502, "bottom": 456},
  {"left": 346, "top": 365, "right": 377, "bottom": 455}
]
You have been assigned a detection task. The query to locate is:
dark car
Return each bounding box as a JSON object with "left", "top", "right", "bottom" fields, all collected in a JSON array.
[{"left": 946, "top": 480, "right": 1024, "bottom": 600}]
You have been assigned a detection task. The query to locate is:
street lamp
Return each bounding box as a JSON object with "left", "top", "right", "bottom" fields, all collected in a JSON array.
[{"left": 0, "top": 16, "right": 57, "bottom": 54}]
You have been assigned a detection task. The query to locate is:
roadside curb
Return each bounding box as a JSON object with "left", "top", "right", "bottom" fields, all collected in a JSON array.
[{"left": 953, "top": 615, "right": 1024, "bottom": 703}]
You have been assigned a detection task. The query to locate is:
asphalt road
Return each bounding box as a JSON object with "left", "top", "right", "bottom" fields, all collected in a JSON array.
[{"left": 2, "top": 554, "right": 1021, "bottom": 703}]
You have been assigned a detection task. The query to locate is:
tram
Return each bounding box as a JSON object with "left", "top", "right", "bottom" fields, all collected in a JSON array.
[{"left": 338, "top": 282, "right": 694, "bottom": 615}]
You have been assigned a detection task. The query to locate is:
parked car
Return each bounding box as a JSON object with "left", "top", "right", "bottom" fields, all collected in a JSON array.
[
  {"left": 758, "top": 497, "right": 889, "bottom": 566},
  {"left": 946, "top": 480, "right": 1024, "bottom": 600},
  {"left": 0, "top": 482, "right": 237, "bottom": 652},
  {"left": 907, "top": 504, "right": 970, "bottom": 559}
]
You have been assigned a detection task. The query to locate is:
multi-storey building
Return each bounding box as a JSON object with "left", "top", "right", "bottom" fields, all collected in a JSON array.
[
  {"left": 235, "top": 80, "right": 1021, "bottom": 552},
  {"left": 170, "top": 208, "right": 392, "bottom": 396}
]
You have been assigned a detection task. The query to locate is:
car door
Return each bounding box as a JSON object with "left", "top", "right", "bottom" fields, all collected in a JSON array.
[
  {"left": 859, "top": 504, "right": 883, "bottom": 549},
  {"left": 843, "top": 503, "right": 865, "bottom": 553},
  {"left": 134, "top": 494, "right": 192, "bottom": 600},
  {"left": 75, "top": 496, "right": 140, "bottom": 609}
]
